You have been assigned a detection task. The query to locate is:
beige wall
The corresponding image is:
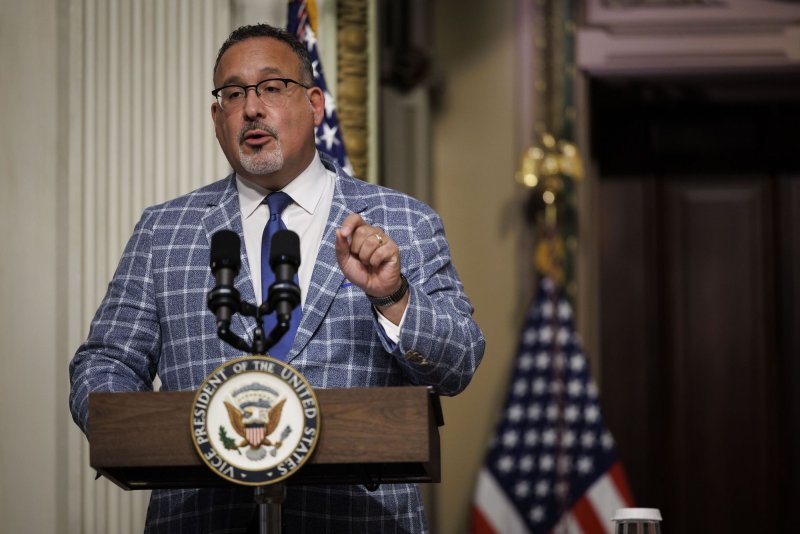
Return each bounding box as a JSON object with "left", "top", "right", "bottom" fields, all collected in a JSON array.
[
  {"left": 0, "top": 0, "right": 64, "bottom": 531},
  {"left": 431, "top": 1, "right": 524, "bottom": 533}
]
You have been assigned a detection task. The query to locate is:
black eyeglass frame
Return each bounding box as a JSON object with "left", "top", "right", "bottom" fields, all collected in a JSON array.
[{"left": 211, "top": 77, "right": 312, "bottom": 108}]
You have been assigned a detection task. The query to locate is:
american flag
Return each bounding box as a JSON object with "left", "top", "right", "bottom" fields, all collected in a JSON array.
[
  {"left": 287, "top": 0, "right": 353, "bottom": 175},
  {"left": 472, "top": 277, "right": 634, "bottom": 533}
]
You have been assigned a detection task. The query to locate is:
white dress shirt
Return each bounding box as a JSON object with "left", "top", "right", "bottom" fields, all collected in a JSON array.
[{"left": 236, "top": 152, "right": 403, "bottom": 340}]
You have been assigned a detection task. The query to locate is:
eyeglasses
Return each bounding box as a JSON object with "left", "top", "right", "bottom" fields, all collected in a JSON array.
[{"left": 211, "top": 78, "right": 311, "bottom": 111}]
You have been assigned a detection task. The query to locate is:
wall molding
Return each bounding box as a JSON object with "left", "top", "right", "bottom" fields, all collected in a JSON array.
[{"left": 578, "top": 0, "right": 800, "bottom": 74}]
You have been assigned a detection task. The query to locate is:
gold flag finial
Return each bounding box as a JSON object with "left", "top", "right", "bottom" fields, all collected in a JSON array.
[
  {"left": 515, "top": 131, "right": 583, "bottom": 190},
  {"left": 518, "top": 131, "right": 584, "bottom": 287}
]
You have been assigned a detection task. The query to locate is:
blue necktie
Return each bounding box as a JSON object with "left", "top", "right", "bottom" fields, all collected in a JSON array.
[{"left": 260, "top": 192, "right": 300, "bottom": 359}]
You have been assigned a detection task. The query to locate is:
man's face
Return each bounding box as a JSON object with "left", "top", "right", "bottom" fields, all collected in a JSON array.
[{"left": 211, "top": 37, "right": 324, "bottom": 190}]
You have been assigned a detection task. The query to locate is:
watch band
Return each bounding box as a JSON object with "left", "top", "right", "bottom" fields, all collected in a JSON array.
[{"left": 366, "top": 274, "right": 409, "bottom": 307}]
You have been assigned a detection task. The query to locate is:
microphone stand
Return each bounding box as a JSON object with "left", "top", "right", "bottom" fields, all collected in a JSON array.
[
  {"left": 207, "top": 281, "right": 300, "bottom": 534},
  {"left": 208, "top": 284, "right": 297, "bottom": 356}
]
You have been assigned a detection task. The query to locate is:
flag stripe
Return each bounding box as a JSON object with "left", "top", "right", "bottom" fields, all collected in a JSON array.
[
  {"left": 474, "top": 469, "right": 529, "bottom": 534},
  {"left": 609, "top": 462, "right": 634, "bottom": 505},
  {"left": 552, "top": 512, "right": 585, "bottom": 534},
  {"left": 471, "top": 506, "right": 497, "bottom": 534},
  {"left": 585, "top": 467, "right": 629, "bottom": 532},
  {"left": 572, "top": 496, "right": 609, "bottom": 534}
]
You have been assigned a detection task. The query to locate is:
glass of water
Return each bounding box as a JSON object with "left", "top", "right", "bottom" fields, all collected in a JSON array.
[{"left": 611, "top": 508, "right": 662, "bottom": 534}]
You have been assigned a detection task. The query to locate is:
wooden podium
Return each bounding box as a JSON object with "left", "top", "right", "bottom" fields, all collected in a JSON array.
[{"left": 89, "top": 386, "right": 442, "bottom": 491}]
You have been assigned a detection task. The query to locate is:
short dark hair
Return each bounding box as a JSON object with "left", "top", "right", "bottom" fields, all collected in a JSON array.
[{"left": 213, "top": 23, "right": 314, "bottom": 84}]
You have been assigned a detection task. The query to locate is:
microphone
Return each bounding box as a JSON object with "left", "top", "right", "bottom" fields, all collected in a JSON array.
[
  {"left": 268, "top": 230, "right": 301, "bottom": 320},
  {"left": 208, "top": 230, "right": 242, "bottom": 325}
]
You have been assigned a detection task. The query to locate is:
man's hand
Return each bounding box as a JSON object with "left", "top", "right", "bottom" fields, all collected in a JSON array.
[{"left": 335, "top": 213, "right": 409, "bottom": 324}]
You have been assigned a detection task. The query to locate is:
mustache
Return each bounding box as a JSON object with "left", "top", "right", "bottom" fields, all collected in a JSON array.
[{"left": 238, "top": 122, "right": 277, "bottom": 144}]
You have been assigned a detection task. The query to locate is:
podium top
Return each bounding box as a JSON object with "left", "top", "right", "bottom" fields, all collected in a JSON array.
[{"left": 89, "top": 386, "right": 442, "bottom": 490}]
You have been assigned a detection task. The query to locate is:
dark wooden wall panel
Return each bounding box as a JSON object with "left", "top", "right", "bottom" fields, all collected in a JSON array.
[
  {"left": 778, "top": 175, "right": 800, "bottom": 526},
  {"left": 663, "top": 179, "right": 776, "bottom": 532}
]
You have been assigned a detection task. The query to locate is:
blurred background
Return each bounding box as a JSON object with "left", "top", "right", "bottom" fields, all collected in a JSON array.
[{"left": 2, "top": 0, "right": 799, "bottom": 532}]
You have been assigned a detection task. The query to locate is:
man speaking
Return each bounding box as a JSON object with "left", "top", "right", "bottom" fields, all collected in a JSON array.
[{"left": 69, "top": 23, "right": 485, "bottom": 533}]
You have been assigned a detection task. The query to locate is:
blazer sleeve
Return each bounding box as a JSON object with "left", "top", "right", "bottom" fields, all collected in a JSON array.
[
  {"left": 382, "top": 209, "right": 486, "bottom": 396},
  {"left": 68, "top": 208, "right": 161, "bottom": 434}
]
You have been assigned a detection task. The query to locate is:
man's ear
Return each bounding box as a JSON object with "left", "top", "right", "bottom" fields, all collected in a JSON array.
[{"left": 308, "top": 87, "right": 326, "bottom": 126}]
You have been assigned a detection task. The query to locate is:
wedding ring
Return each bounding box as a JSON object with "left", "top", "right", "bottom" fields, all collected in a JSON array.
[{"left": 374, "top": 233, "right": 384, "bottom": 244}]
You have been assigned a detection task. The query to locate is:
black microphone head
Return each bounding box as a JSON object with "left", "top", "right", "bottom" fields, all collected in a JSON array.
[
  {"left": 270, "top": 230, "right": 301, "bottom": 268},
  {"left": 210, "top": 230, "right": 241, "bottom": 272}
]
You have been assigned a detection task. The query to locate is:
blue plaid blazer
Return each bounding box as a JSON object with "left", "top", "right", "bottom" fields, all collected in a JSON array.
[{"left": 70, "top": 155, "right": 485, "bottom": 533}]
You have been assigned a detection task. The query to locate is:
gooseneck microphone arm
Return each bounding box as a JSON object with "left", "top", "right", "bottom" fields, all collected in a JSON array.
[{"left": 207, "top": 229, "right": 301, "bottom": 355}]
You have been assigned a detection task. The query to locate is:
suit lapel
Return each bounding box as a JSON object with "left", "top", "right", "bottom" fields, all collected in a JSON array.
[
  {"left": 201, "top": 175, "right": 259, "bottom": 347},
  {"left": 287, "top": 171, "right": 367, "bottom": 363}
]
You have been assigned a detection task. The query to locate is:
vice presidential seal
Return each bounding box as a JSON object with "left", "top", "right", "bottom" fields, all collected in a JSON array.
[{"left": 190, "top": 356, "right": 320, "bottom": 485}]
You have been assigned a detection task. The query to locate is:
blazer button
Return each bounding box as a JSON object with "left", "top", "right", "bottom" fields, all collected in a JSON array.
[{"left": 404, "top": 350, "right": 428, "bottom": 365}]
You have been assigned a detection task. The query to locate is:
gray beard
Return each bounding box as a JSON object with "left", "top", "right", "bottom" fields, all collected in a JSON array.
[{"left": 239, "top": 142, "right": 284, "bottom": 175}]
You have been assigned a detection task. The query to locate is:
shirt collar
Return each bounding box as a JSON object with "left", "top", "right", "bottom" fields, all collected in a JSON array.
[{"left": 236, "top": 151, "right": 327, "bottom": 220}]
